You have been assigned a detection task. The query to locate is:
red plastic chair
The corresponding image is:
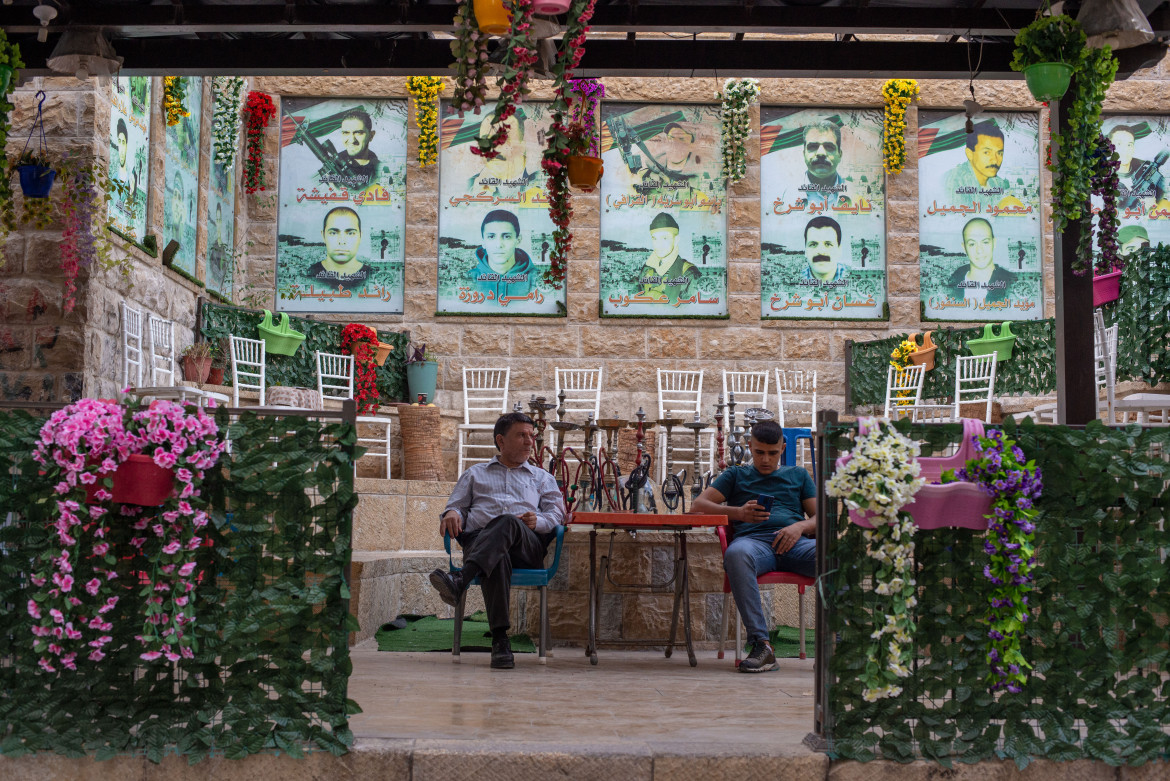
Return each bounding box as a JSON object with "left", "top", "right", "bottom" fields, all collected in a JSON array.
[{"left": 716, "top": 525, "right": 814, "bottom": 665}]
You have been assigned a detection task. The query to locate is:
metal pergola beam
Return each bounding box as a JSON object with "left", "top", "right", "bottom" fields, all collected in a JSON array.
[
  {"left": 0, "top": 5, "right": 1051, "bottom": 37},
  {"left": 7, "top": 37, "right": 1164, "bottom": 79}
]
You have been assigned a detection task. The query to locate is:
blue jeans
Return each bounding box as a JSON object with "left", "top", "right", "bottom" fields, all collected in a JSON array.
[{"left": 724, "top": 535, "right": 817, "bottom": 647}]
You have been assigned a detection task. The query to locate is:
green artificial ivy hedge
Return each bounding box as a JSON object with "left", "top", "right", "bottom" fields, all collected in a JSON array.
[
  {"left": 199, "top": 301, "right": 410, "bottom": 404},
  {"left": 823, "top": 418, "right": 1170, "bottom": 767},
  {"left": 0, "top": 407, "right": 361, "bottom": 762}
]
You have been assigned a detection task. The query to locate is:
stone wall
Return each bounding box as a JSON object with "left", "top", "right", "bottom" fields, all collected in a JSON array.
[{"left": 247, "top": 67, "right": 1170, "bottom": 480}]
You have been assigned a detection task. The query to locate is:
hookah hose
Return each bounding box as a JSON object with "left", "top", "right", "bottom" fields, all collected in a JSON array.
[{"left": 661, "top": 467, "right": 687, "bottom": 513}]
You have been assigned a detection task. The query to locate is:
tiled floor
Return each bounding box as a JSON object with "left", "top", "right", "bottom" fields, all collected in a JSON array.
[{"left": 348, "top": 641, "right": 818, "bottom": 754}]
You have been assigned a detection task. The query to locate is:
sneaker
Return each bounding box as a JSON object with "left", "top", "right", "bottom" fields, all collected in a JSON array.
[
  {"left": 428, "top": 569, "right": 465, "bottom": 608},
  {"left": 739, "top": 641, "right": 778, "bottom": 673},
  {"left": 490, "top": 635, "right": 514, "bottom": 669}
]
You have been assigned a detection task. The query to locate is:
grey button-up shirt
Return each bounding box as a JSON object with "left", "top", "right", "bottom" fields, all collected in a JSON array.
[{"left": 442, "top": 457, "right": 566, "bottom": 534}]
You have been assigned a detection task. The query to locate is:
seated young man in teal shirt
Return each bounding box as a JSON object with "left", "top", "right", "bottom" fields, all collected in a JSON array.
[{"left": 693, "top": 419, "right": 816, "bottom": 672}]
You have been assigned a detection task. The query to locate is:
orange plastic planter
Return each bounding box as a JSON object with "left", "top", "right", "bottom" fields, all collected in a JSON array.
[
  {"left": 474, "top": 0, "right": 511, "bottom": 35},
  {"left": 567, "top": 155, "right": 604, "bottom": 192}
]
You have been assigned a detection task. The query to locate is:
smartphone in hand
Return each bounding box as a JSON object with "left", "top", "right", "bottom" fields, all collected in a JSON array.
[{"left": 756, "top": 494, "right": 775, "bottom": 513}]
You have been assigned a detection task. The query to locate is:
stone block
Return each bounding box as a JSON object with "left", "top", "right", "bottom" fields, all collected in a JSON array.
[
  {"left": 353, "top": 493, "right": 406, "bottom": 551},
  {"left": 568, "top": 297, "right": 600, "bottom": 322},
  {"left": 887, "top": 200, "right": 919, "bottom": 235},
  {"left": 781, "top": 331, "right": 832, "bottom": 362},
  {"left": 654, "top": 754, "right": 828, "bottom": 781},
  {"left": 405, "top": 258, "right": 437, "bottom": 288},
  {"left": 514, "top": 327, "right": 578, "bottom": 359},
  {"left": 580, "top": 325, "right": 645, "bottom": 358},
  {"left": 405, "top": 496, "right": 448, "bottom": 551},
  {"left": 607, "top": 543, "right": 653, "bottom": 585},
  {"left": 699, "top": 328, "right": 782, "bottom": 360},
  {"left": 729, "top": 230, "right": 761, "bottom": 261},
  {"left": 730, "top": 295, "right": 760, "bottom": 324},
  {"left": 888, "top": 265, "right": 921, "bottom": 298},
  {"left": 0, "top": 327, "right": 32, "bottom": 371},
  {"left": 412, "top": 741, "right": 653, "bottom": 781},
  {"left": 0, "top": 233, "right": 23, "bottom": 275},
  {"left": 0, "top": 371, "right": 56, "bottom": 402},
  {"left": 621, "top": 592, "right": 703, "bottom": 642},
  {"left": 0, "top": 752, "right": 147, "bottom": 780},
  {"left": 705, "top": 591, "right": 730, "bottom": 642},
  {"left": 462, "top": 324, "right": 512, "bottom": 356},
  {"left": 729, "top": 262, "right": 761, "bottom": 293},
  {"left": 645, "top": 327, "right": 698, "bottom": 359},
  {"left": 22, "top": 234, "right": 65, "bottom": 277},
  {"left": 405, "top": 226, "right": 438, "bottom": 259}
]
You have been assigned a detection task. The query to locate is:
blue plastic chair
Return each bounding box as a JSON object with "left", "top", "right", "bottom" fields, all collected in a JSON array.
[
  {"left": 783, "top": 427, "right": 816, "bottom": 476},
  {"left": 443, "top": 523, "right": 566, "bottom": 664}
]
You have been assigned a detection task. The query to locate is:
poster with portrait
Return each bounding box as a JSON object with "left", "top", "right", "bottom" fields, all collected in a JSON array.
[
  {"left": 1095, "top": 116, "right": 1170, "bottom": 260},
  {"left": 275, "top": 97, "right": 408, "bottom": 314},
  {"left": 205, "top": 158, "right": 236, "bottom": 301},
  {"left": 162, "top": 77, "right": 202, "bottom": 279},
  {"left": 918, "top": 110, "right": 1044, "bottom": 321},
  {"left": 107, "top": 76, "right": 151, "bottom": 240},
  {"left": 760, "top": 108, "right": 887, "bottom": 320},
  {"left": 437, "top": 100, "right": 564, "bottom": 316},
  {"left": 599, "top": 103, "right": 727, "bottom": 318}
]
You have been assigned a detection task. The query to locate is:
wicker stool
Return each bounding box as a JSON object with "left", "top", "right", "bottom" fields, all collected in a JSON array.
[{"left": 398, "top": 404, "right": 443, "bottom": 481}]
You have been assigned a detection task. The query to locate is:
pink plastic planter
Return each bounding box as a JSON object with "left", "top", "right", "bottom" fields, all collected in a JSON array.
[
  {"left": 533, "top": 0, "right": 571, "bottom": 12},
  {"left": 1092, "top": 271, "right": 1122, "bottom": 307},
  {"left": 838, "top": 418, "right": 991, "bottom": 530}
]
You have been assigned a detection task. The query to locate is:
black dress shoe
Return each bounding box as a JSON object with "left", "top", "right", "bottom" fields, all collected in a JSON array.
[
  {"left": 429, "top": 569, "right": 465, "bottom": 607},
  {"left": 491, "top": 636, "right": 514, "bottom": 669}
]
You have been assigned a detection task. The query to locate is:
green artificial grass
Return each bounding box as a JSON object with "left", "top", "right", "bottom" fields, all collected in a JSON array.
[
  {"left": 768, "top": 625, "right": 815, "bottom": 659},
  {"left": 375, "top": 612, "right": 536, "bottom": 653}
]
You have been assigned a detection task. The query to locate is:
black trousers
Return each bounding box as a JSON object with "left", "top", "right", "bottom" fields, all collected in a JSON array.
[{"left": 457, "top": 514, "right": 551, "bottom": 632}]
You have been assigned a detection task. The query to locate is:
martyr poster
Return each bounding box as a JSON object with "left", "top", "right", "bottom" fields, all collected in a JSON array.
[
  {"left": 436, "top": 100, "right": 564, "bottom": 316},
  {"left": 918, "top": 110, "right": 1044, "bottom": 321},
  {"left": 275, "top": 97, "right": 408, "bottom": 314},
  {"left": 1095, "top": 116, "right": 1170, "bottom": 259},
  {"left": 162, "top": 77, "right": 202, "bottom": 279},
  {"left": 599, "top": 102, "right": 727, "bottom": 318},
  {"left": 205, "top": 157, "right": 236, "bottom": 301},
  {"left": 760, "top": 107, "right": 887, "bottom": 320},
  {"left": 107, "top": 76, "right": 151, "bottom": 241}
]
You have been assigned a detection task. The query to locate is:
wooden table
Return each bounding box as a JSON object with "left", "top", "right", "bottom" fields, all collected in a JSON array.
[
  {"left": 1113, "top": 393, "right": 1170, "bottom": 425},
  {"left": 569, "top": 511, "right": 727, "bottom": 667}
]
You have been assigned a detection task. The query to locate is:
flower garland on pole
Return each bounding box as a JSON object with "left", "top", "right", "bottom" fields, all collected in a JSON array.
[
  {"left": 449, "top": 0, "right": 490, "bottom": 117},
  {"left": 1081, "top": 133, "right": 1122, "bottom": 277},
  {"left": 58, "top": 155, "right": 120, "bottom": 315},
  {"left": 469, "top": 0, "right": 540, "bottom": 159},
  {"left": 407, "top": 76, "right": 447, "bottom": 166},
  {"left": 826, "top": 418, "right": 925, "bottom": 701},
  {"left": 881, "top": 79, "right": 919, "bottom": 175},
  {"left": 949, "top": 428, "right": 1042, "bottom": 694},
  {"left": 163, "top": 77, "right": 190, "bottom": 127},
  {"left": 211, "top": 76, "right": 246, "bottom": 167},
  {"left": 242, "top": 91, "right": 276, "bottom": 194},
  {"left": 341, "top": 323, "right": 380, "bottom": 414},
  {"left": 27, "top": 399, "right": 225, "bottom": 670},
  {"left": 539, "top": 0, "right": 600, "bottom": 289},
  {"left": 717, "top": 78, "right": 760, "bottom": 185}
]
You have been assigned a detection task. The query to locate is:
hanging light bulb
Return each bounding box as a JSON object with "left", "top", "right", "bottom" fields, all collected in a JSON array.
[
  {"left": 1078, "top": 0, "right": 1155, "bottom": 51},
  {"left": 33, "top": 3, "right": 57, "bottom": 44}
]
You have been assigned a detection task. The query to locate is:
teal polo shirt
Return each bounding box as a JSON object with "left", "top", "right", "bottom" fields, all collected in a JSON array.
[{"left": 710, "top": 464, "right": 815, "bottom": 542}]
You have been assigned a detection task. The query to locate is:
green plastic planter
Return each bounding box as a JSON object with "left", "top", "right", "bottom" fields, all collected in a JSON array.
[
  {"left": 1023, "top": 62, "right": 1073, "bottom": 102},
  {"left": 967, "top": 322, "right": 1017, "bottom": 362},
  {"left": 257, "top": 310, "right": 306, "bottom": 356},
  {"left": 406, "top": 361, "right": 438, "bottom": 404}
]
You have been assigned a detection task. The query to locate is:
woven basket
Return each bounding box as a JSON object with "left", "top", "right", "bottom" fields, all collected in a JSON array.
[{"left": 399, "top": 404, "right": 443, "bottom": 481}]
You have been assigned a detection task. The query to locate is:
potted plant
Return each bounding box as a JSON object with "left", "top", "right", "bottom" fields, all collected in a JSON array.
[
  {"left": 180, "top": 341, "right": 213, "bottom": 384},
  {"left": 16, "top": 149, "right": 54, "bottom": 199},
  {"left": 565, "top": 78, "right": 605, "bottom": 192},
  {"left": 1010, "top": 13, "right": 1086, "bottom": 102},
  {"left": 207, "top": 337, "right": 228, "bottom": 385},
  {"left": 907, "top": 331, "right": 937, "bottom": 371},
  {"left": 405, "top": 341, "right": 439, "bottom": 404},
  {"left": 473, "top": 0, "right": 511, "bottom": 35}
]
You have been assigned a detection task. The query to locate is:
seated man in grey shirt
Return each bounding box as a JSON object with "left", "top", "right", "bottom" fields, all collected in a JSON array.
[{"left": 429, "top": 412, "right": 566, "bottom": 669}]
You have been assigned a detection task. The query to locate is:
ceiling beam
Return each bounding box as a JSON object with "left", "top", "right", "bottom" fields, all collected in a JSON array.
[
  {"left": 0, "top": 5, "right": 1051, "bottom": 37},
  {"left": 7, "top": 37, "right": 1162, "bottom": 80}
]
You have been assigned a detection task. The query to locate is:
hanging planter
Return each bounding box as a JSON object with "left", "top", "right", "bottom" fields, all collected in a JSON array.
[
  {"left": 533, "top": 0, "right": 572, "bottom": 12},
  {"left": 881, "top": 78, "right": 919, "bottom": 175},
  {"left": 567, "top": 155, "right": 603, "bottom": 192},
  {"left": 907, "top": 330, "right": 937, "bottom": 371},
  {"left": 257, "top": 309, "right": 306, "bottom": 356},
  {"left": 162, "top": 76, "right": 190, "bottom": 127},
  {"left": 967, "top": 322, "right": 1017, "bottom": 362},
  {"left": 473, "top": 0, "right": 511, "bottom": 35},
  {"left": 1092, "top": 270, "right": 1123, "bottom": 307},
  {"left": 17, "top": 159, "right": 54, "bottom": 198},
  {"left": 242, "top": 91, "right": 277, "bottom": 194},
  {"left": 1022, "top": 62, "right": 1073, "bottom": 102},
  {"left": 112, "top": 454, "right": 177, "bottom": 506},
  {"left": 851, "top": 482, "right": 992, "bottom": 531},
  {"left": 211, "top": 76, "right": 246, "bottom": 167},
  {"left": 406, "top": 76, "right": 446, "bottom": 166}
]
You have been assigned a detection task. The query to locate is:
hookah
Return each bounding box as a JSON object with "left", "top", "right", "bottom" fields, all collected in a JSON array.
[
  {"left": 527, "top": 394, "right": 558, "bottom": 467},
  {"left": 596, "top": 415, "right": 626, "bottom": 511},
  {"left": 624, "top": 407, "right": 655, "bottom": 514},
  {"left": 740, "top": 408, "right": 757, "bottom": 467},
  {"left": 682, "top": 413, "right": 709, "bottom": 505},
  {"left": 659, "top": 415, "right": 687, "bottom": 512},
  {"left": 714, "top": 395, "right": 726, "bottom": 475},
  {"left": 578, "top": 412, "right": 600, "bottom": 510},
  {"left": 726, "top": 391, "right": 745, "bottom": 467}
]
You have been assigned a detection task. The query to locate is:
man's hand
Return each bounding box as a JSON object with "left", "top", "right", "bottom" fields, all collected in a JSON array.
[
  {"left": 772, "top": 525, "right": 802, "bottom": 555},
  {"left": 520, "top": 511, "right": 538, "bottom": 530},
  {"left": 440, "top": 510, "right": 463, "bottom": 538},
  {"left": 739, "top": 500, "right": 770, "bottom": 524}
]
